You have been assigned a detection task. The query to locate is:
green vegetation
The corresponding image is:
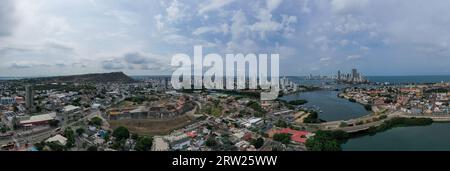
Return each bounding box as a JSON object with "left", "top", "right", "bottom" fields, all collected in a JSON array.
[
  {"left": 125, "top": 96, "right": 158, "bottom": 104},
  {"left": 273, "top": 133, "right": 291, "bottom": 144},
  {"left": 206, "top": 137, "right": 217, "bottom": 147},
  {"left": 303, "top": 111, "right": 322, "bottom": 123},
  {"left": 87, "top": 146, "right": 98, "bottom": 151},
  {"left": 306, "top": 118, "right": 433, "bottom": 151},
  {"left": 46, "top": 141, "right": 65, "bottom": 151},
  {"left": 113, "top": 126, "right": 130, "bottom": 141},
  {"left": 339, "top": 122, "right": 348, "bottom": 128},
  {"left": 0, "top": 125, "right": 9, "bottom": 133},
  {"left": 275, "top": 120, "right": 290, "bottom": 128},
  {"left": 378, "top": 115, "right": 387, "bottom": 120},
  {"left": 76, "top": 128, "right": 85, "bottom": 136},
  {"left": 211, "top": 106, "right": 223, "bottom": 117},
  {"left": 367, "top": 117, "right": 433, "bottom": 134},
  {"left": 425, "top": 88, "right": 449, "bottom": 94},
  {"left": 135, "top": 136, "right": 153, "bottom": 151},
  {"left": 215, "top": 90, "right": 260, "bottom": 99},
  {"left": 88, "top": 117, "right": 103, "bottom": 127},
  {"left": 306, "top": 130, "right": 349, "bottom": 151},
  {"left": 247, "top": 101, "right": 266, "bottom": 117},
  {"left": 251, "top": 137, "right": 265, "bottom": 149},
  {"left": 34, "top": 84, "right": 96, "bottom": 92},
  {"left": 288, "top": 99, "right": 308, "bottom": 106},
  {"left": 364, "top": 104, "right": 372, "bottom": 111},
  {"left": 131, "top": 133, "right": 139, "bottom": 140},
  {"left": 48, "top": 120, "right": 59, "bottom": 127},
  {"left": 112, "top": 139, "right": 126, "bottom": 150},
  {"left": 220, "top": 135, "right": 236, "bottom": 151},
  {"left": 34, "top": 142, "right": 46, "bottom": 151},
  {"left": 71, "top": 98, "right": 81, "bottom": 107},
  {"left": 63, "top": 127, "right": 75, "bottom": 148}
]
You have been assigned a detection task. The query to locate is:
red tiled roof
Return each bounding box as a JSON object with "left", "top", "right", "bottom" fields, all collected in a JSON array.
[
  {"left": 271, "top": 128, "right": 310, "bottom": 143},
  {"left": 186, "top": 131, "right": 197, "bottom": 138}
]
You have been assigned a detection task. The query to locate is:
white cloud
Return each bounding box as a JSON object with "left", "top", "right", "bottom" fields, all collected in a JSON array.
[
  {"left": 166, "top": 0, "right": 186, "bottom": 22},
  {"left": 334, "top": 15, "right": 378, "bottom": 34},
  {"left": 198, "top": 0, "right": 235, "bottom": 15},
  {"left": 346, "top": 55, "right": 362, "bottom": 60},
  {"left": 301, "top": 0, "right": 311, "bottom": 14},
  {"left": 192, "top": 24, "right": 229, "bottom": 35},
  {"left": 267, "top": 0, "right": 283, "bottom": 12},
  {"left": 154, "top": 14, "right": 164, "bottom": 31},
  {"left": 163, "top": 34, "right": 216, "bottom": 47},
  {"left": 104, "top": 10, "right": 138, "bottom": 25},
  {"left": 0, "top": 0, "right": 17, "bottom": 37},
  {"left": 331, "top": 0, "right": 369, "bottom": 14},
  {"left": 320, "top": 57, "right": 332, "bottom": 62},
  {"left": 230, "top": 10, "right": 248, "bottom": 40}
]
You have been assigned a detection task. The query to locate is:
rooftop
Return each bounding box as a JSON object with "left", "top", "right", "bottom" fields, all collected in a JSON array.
[{"left": 20, "top": 112, "right": 56, "bottom": 125}]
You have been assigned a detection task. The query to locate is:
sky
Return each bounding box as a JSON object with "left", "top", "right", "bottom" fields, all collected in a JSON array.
[{"left": 1, "top": 0, "right": 450, "bottom": 77}]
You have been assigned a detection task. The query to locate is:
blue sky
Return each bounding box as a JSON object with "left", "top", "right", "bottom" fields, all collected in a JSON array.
[{"left": 1, "top": 0, "right": 450, "bottom": 77}]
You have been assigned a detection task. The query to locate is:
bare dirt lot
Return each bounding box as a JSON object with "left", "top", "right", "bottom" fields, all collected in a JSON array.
[{"left": 109, "top": 114, "right": 196, "bottom": 135}]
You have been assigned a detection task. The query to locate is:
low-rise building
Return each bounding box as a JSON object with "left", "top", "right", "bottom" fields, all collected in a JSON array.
[
  {"left": 19, "top": 112, "right": 56, "bottom": 126},
  {"left": 46, "top": 134, "right": 67, "bottom": 146},
  {"left": 152, "top": 137, "right": 169, "bottom": 151}
]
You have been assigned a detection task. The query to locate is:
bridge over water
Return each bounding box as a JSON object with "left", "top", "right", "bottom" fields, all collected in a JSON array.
[{"left": 310, "top": 111, "right": 450, "bottom": 133}]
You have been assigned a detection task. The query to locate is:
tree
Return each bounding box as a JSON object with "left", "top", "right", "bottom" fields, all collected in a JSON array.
[
  {"left": 34, "top": 142, "right": 46, "bottom": 151},
  {"left": 251, "top": 137, "right": 264, "bottom": 149},
  {"left": 87, "top": 146, "right": 98, "bottom": 151},
  {"left": 64, "top": 127, "right": 75, "bottom": 148},
  {"left": 288, "top": 99, "right": 308, "bottom": 106},
  {"left": 46, "top": 141, "right": 65, "bottom": 151},
  {"left": 135, "top": 136, "right": 153, "bottom": 151},
  {"left": 305, "top": 130, "right": 346, "bottom": 151},
  {"left": 273, "top": 133, "right": 291, "bottom": 144},
  {"left": 76, "top": 128, "right": 85, "bottom": 136},
  {"left": 275, "top": 120, "right": 289, "bottom": 128},
  {"left": 364, "top": 104, "right": 372, "bottom": 111},
  {"left": 104, "top": 131, "right": 111, "bottom": 142},
  {"left": 113, "top": 126, "right": 130, "bottom": 141},
  {"left": 303, "top": 111, "right": 320, "bottom": 123},
  {"left": 131, "top": 133, "right": 140, "bottom": 140},
  {"left": 89, "top": 117, "right": 103, "bottom": 127},
  {"left": 205, "top": 137, "right": 217, "bottom": 147},
  {"left": 48, "top": 120, "right": 60, "bottom": 127},
  {"left": 111, "top": 139, "right": 126, "bottom": 150}
]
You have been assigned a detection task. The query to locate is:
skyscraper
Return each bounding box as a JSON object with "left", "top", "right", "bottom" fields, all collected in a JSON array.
[
  {"left": 338, "top": 70, "right": 341, "bottom": 80},
  {"left": 352, "top": 69, "right": 358, "bottom": 81},
  {"left": 25, "top": 85, "right": 34, "bottom": 113}
]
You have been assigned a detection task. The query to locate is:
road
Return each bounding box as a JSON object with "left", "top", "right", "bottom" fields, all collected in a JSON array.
[
  {"left": 0, "top": 109, "right": 102, "bottom": 149},
  {"left": 315, "top": 110, "right": 401, "bottom": 133},
  {"left": 316, "top": 110, "right": 450, "bottom": 133}
]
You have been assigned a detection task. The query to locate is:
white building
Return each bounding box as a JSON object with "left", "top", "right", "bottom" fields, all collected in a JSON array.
[
  {"left": 63, "top": 105, "right": 81, "bottom": 113},
  {"left": 152, "top": 137, "right": 169, "bottom": 151},
  {"left": 46, "top": 134, "right": 67, "bottom": 146}
]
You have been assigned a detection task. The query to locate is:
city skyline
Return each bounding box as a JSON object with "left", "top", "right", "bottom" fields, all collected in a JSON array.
[{"left": 2, "top": 0, "right": 450, "bottom": 77}]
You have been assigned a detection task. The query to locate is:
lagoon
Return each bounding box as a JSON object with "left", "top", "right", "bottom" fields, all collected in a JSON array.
[
  {"left": 342, "top": 123, "right": 450, "bottom": 151},
  {"left": 281, "top": 91, "right": 368, "bottom": 121}
]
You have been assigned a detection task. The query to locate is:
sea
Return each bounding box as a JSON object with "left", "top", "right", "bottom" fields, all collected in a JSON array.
[{"left": 367, "top": 75, "right": 450, "bottom": 84}]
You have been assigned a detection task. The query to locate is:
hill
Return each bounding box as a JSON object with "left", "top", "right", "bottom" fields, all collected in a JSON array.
[{"left": 27, "top": 72, "right": 135, "bottom": 83}]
